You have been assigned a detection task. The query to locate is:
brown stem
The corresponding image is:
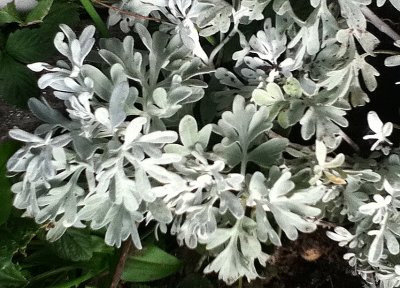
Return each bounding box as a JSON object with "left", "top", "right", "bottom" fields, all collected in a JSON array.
[
  {"left": 110, "top": 240, "right": 132, "bottom": 288},
  {"left": 92, "top": 0, "right": 165, "bottom": 23}
]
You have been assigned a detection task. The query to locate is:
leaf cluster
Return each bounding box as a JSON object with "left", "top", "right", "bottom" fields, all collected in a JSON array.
[
  {"left": 5, "top": 0, "right": 400, "bottom": 287},
  {"left": 0, "top": 0, "right": 80, "bottom": 107}
]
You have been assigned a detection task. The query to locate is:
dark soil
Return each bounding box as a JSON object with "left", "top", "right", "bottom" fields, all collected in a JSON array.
[
  {"left": 256, "top": 229, "right": 364, "bottom": 288},
  {"left": 153, "top": 229, "right": 365, "bottom": 288},
  {"left": 0, "top": 98, "right": 39, "bottom": 142}
]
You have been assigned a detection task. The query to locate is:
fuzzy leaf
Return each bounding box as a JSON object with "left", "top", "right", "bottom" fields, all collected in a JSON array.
[
  {"left": 213, "top": 95, "right": 272, "bottom": 167},
  {"left": 248, "top": 138, "right": 288, "bottom": 167},
  {"left": 300, "top": 105, "right": 348, "bottom": 147},
  {"left": 249, "top": 170, "right": 323, "bottom": 241}
]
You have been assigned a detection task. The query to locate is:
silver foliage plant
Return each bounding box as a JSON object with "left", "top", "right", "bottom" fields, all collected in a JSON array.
[{"left": 6, "top": 0, "right": 400, "bottom": 286}]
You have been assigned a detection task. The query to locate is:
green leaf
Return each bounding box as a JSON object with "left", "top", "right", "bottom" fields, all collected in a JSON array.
[
  {"left": 252, "top": 82, "right": 284, "bottom": 107},
  {"left": 277, "top": 100, "right": 306, "bottom": 129},
  {"left": 283, "top": 77, "right": 303, "bottom": 98},
  {"left": 4, "top": 1, "right": 80, "bottom": 66},
  {"left": 51, "top": 229, "right": 96, "bottom": 262},
  {"left": 0, "top": 54, "right": 39, "bottom": 107},
  {"left": 0, "top": 2, "right": 22, "bottom": 25},
  {"left": 6, "top": 28, "right": 51, "bottom": 63},
  {"left": 0, "top": 31, "right": 5, "bottom": 48},
  {"left": 38, "top": 0, "right": 80, "bottom": 36},
  {"left": 122, "top": 244, "right": 182, "bottom": 282},
  {"left": 0, "top": 217, "right": 39, "bottom": 264},
  {"left": 25, "top": 0, "right": 53, "bottom": 25},
  {"left": 80, "top": 0, "right": 110, "bottom": 38},
  {"left": 0, "top": 141, "right": 20, "bottom": 225},
  {"left": 0, "top": 264, "right": 28, "bottom": 287},
  {"left": 248, "top": 138, "right": 288, "bottom": 168}
]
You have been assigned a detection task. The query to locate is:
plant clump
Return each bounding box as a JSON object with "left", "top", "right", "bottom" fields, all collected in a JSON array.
[{"left": 6, "top": 0, "right": 400, "bottom": 286}]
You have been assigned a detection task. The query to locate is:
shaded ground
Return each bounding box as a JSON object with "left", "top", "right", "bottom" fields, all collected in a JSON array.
[
  {"left": 0, "top": 98, "right": 39, "bottom": 142},
  {"left": 257, "top": 229, "right": 364, "bottom": 288},
  {"left": 158, "top": 229, "right": 364, "bottom": 288}
]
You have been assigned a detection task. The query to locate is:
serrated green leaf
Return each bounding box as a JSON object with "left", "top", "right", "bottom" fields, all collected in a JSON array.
[
  {"left": 51, "top": 229, "right": 96, "bottom": 262},
  {"left": 6, "top": 28, "right": 51, "bottom": 63},
  {"left": 0, "top": 55, "right": 39, "bottom": 107},
  {"left": 25, "top": 0, "right": 53, "bottom": 25},
  {"left": 0, "top": 217, "right": 39, "bottom": 264},
  {"left": 0, "top": 264, "right": 28, "bottom": 287},
  {"left": 248, "top": 138, "right": 288, "bottom": 168},
  {"left": 4, "top": 1, "right": 80, "bottom": 67},
  {"left": 122, "top": 244, "right": 182, "bottom": 282},
  {"left": 38, "top": 1, "right": 80, "bottom": 36},
  {"left": 0, "top": 141, "right": 20, "bottom": 225},
  {"left": 0, "top": 2, "right": 22, "bottom": 25}
]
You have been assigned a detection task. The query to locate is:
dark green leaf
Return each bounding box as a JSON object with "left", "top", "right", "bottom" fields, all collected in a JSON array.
[
  {"left": 0, "top": 54, "right": 39, "bottom": 107},
  {"left": 6, "top": 28, "right": 52, "bottom": 63},
  {"left": 248, "top": 138, "right": 288, "bottom": 168},
  {"left": 0, "top": 217, "right": 39, "bottom": 264},
  {"left": 25, "top": 0, "right": 53, "bottom": 25},
  {"left": 38, "top": 1, "right": 80, "bottom": 36},
  {"left": 0, "top": 141, "right": 20, "bottom": 225},
  {"left": 122, "top": 244, "right": 182, "bottom": 282},
  {"left": 0, "top": 31, "right": 5, "bottom": 49},
  {"left": 178, "top": 273, "right": 214, "bottom": 288},
  {"left": 0, "top": 264, "right": 28, "bottom": 287},
  {"left": 4, "top": 1, "right": 80, "bottom": 66},
  {"left": 0, "top": 2, "right": 22, "bottom": 25},
  {"left": 51, "top": 229, "right": 96, "bottom": 262}
]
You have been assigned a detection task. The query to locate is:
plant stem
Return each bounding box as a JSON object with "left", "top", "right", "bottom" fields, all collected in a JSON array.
[
  {"left": 240, "top": 159, "right": 247, "bottom": 176},
  {"left": 208, "top": 23, "right": 239, "bottom": 66},
  {"left": 80, "top": 0, "right": 110, "bottom": 38},
  {"left": 374, "top": 50, "right": 399, "bottom": 55},
  {"left": 238, "top": 277, "right": 243, "bottom": 288},
  {"left": 92, "top": 0, "right": 165, "bottom": 23},
  {"left": 110, "top": 240, "right": 132, "bottom": 288},
  {"left": 339, "top": 131, "right": 360, "bottom": 153},
  {"left": 194, "top": 255, "right": 207, "bottom": 272},
  {"left": 393, "top": 123, "right": 400, "bottom": 129},
  {"left": 361, "top": 6, "right": 400, "bottom": 41}
]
